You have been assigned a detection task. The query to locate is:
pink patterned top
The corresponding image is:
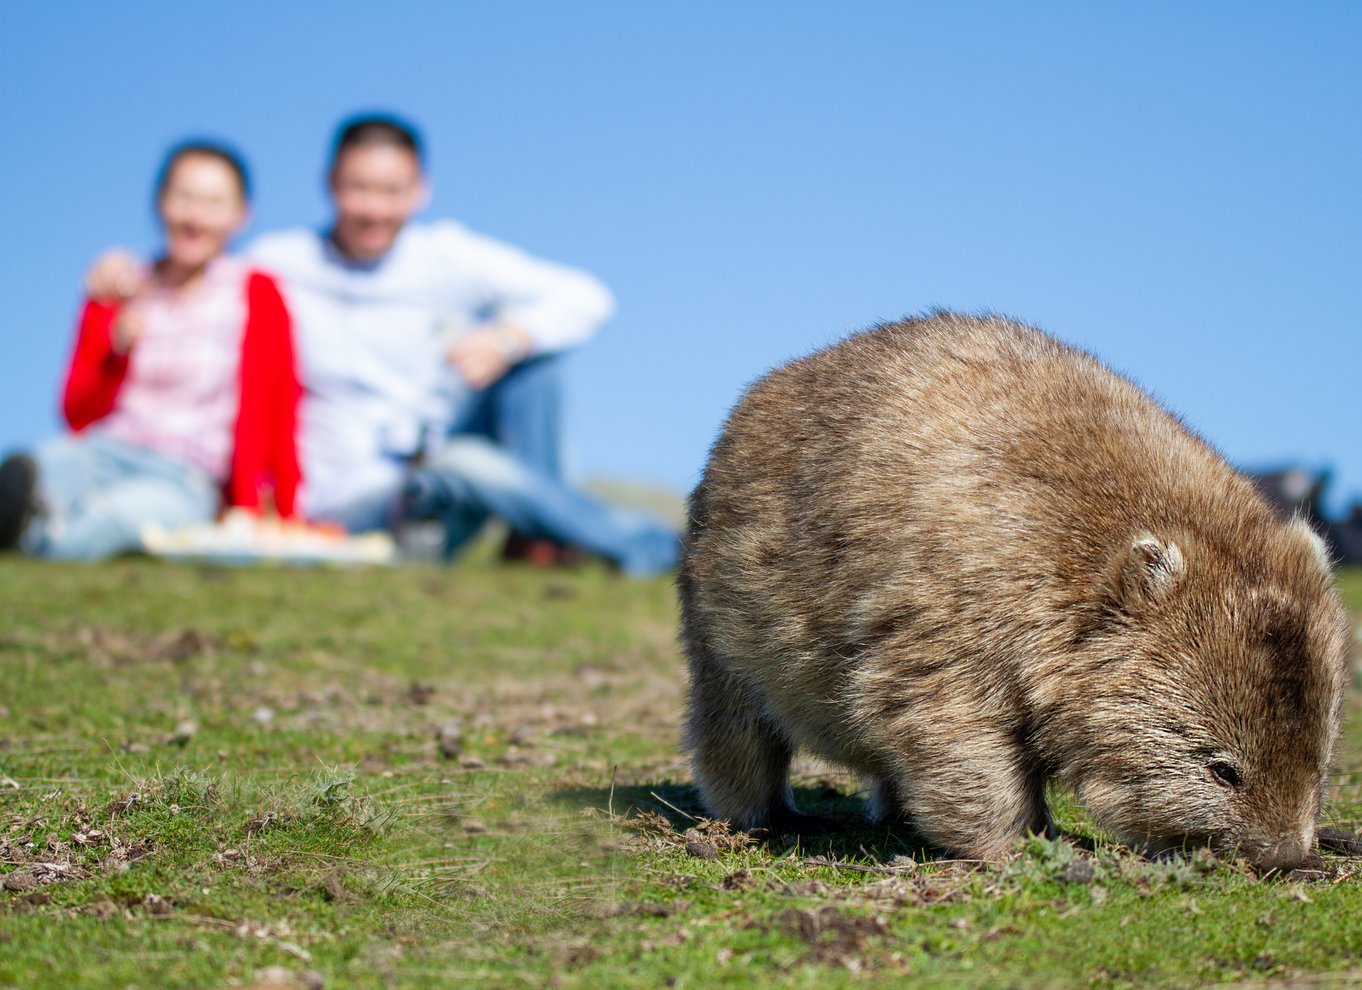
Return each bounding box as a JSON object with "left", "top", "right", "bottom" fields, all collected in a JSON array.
[{"left": 98, "top": 257, "right": 247, "bottom": 482}]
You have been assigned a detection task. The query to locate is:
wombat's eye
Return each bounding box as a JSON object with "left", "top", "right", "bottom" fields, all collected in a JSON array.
[{"left": 1207, "top": 760, "right": 1242, "bottom": 789}]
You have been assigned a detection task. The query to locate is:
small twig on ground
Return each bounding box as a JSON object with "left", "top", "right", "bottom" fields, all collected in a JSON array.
[
  {"left": 648, "top": 792, "right": 698, "bottom": 822},
  {"left": 802, "top": 855, "right": 896, "bottom": 875}
]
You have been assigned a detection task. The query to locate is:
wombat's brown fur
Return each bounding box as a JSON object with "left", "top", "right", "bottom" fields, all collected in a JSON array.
[{"left": 680, "top": 312, "right": 1349, "bottom": 869}]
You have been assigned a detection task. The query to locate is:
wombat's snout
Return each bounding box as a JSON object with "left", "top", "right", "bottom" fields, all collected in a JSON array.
[{"left": 1235, "top": 829, "right": 1314, "bottom": 872}]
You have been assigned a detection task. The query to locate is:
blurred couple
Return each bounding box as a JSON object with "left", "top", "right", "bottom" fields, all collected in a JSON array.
[{"left": 0, "top": 114, "right": 678, "bottom": 575}]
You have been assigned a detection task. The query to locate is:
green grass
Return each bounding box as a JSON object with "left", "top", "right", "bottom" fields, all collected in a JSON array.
[{"left": 1, "top": 559, "right": 1359, "bottom": 989}]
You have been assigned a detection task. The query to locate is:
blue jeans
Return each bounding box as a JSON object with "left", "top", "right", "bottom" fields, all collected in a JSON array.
[
  {"left": 318, "top": 441, "right": 678, "bottom": 576},
  {"left": 26, "top": 433, "right": 220, "bottom": 561},
  {"left": 405, "top": 435, "right": 680, "bottom": 576},
  {"left": 318, "top": 356, "right": 680, "bottom": 575},
  {"left": 446, "top": 353, "right": 564, "bottom": 480},
  {"left": 320, "top": 356, "right": 567, "bottom": 533}
]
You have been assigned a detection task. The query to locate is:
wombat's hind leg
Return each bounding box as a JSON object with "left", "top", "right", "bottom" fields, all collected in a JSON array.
[{"left": 685, "top": 653, "right": 799, "bottom": 831}]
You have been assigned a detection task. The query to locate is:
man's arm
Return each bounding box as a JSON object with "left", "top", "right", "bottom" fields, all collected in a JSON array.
[{"left": 435, "top": 222, "right": 616, "bottom": 357}]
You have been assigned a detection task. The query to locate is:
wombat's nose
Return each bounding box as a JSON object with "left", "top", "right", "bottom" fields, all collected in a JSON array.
[{"left": 1249, "top": 832, "right": 1311, "bottom": 872}]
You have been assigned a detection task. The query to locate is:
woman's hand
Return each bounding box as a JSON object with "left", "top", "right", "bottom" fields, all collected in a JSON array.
[{"left": 85, "top": 248, "right": 147, "bottom": 301}]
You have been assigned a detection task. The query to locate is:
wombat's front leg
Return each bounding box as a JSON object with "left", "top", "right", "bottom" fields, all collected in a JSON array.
[
  {"left": 684, "top": 648, "right": 800, "bottom": 829},
  {"left": 872, "top": 721, "right": 1050, "bottom": 861}
]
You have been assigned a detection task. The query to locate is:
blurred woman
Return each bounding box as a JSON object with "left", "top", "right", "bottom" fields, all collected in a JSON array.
[{"left": 0, "top": 141, "right": 300, "bottom": 559}]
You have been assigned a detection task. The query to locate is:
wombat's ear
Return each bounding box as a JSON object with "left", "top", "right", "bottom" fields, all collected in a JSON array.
[
  {"left": 1287, "top": 515, "right": 1334, "bottom": 575},
  {"left": 1103, "top": 532, "right": 1186, "bottom": 613}
]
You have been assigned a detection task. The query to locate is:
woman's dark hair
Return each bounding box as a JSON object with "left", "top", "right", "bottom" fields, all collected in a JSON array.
[
  {"left": 330, "top": 113, "right": 424, "bottom": 170},
  {"left": 155, "top": 141, "right": 252, "bottom": 202}
]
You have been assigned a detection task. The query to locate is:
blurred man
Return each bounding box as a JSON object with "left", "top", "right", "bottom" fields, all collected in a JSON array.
[{"left": 87, "top": 114, "right": 678, "bottom": 575}]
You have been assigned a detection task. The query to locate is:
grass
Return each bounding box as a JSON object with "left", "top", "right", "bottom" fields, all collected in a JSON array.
[{"left": 1, "top": 558, "right": 1359, "bottom": 989}]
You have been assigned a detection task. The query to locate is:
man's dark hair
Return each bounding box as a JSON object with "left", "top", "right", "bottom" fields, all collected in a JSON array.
[
  {"left": 330, "top": 113, "right": 424, "bottom": 170},
  {"left": 155, "top": 140, "right": 251, "bottom": 202}
]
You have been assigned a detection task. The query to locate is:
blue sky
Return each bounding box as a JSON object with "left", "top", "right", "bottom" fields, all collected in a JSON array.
[{"left": 3, "top": 2, "right": 1358, "bottom": 512}]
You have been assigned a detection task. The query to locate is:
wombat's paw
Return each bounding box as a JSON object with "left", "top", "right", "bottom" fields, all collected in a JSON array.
[{"left": 1317, "top": 828, "right": 1362, "bottom": 856}]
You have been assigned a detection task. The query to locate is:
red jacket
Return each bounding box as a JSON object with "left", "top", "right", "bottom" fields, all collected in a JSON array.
[{"left": 62, "top": 270, "right": 303, "bottom": 518}]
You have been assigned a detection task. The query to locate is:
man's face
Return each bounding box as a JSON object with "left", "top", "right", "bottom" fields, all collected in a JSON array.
[{"left": 328, "top": 144, "right": 426, "bottom": 261}]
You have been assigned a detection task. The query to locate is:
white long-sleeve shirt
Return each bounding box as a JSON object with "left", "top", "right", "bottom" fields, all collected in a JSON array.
[{"left": 248, "top": 221, "right": 614, "bottom": 517}]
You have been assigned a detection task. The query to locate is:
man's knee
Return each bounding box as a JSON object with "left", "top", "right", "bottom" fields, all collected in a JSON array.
[{"left": 501, "top": 353, "right": 563, "bottom": 393}]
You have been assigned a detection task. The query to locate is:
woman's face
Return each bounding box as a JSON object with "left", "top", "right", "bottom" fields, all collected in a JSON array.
[{"left": 158, "top": 154, "right": 248, "bottom": 271}]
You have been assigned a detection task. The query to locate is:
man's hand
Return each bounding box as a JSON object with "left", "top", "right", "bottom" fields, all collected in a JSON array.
[
  {"left": 447, "top": 325, "right": 532, "bottom": 390},
  {"left": 85, "top": 248, "right": 147, "bottom": 302}
]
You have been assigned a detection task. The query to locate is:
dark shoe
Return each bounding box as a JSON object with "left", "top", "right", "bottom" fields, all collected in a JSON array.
[
  {"left": 501, "top": 531, "right": 585, "bottom": 569},
  {"left": 0, "top": 453, "right": 38, "bottom": 550}
]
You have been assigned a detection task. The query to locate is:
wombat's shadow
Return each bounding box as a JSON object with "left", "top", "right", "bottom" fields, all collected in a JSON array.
[{"left": 551, "top": 780, "right": 1093, "bottom": 861}]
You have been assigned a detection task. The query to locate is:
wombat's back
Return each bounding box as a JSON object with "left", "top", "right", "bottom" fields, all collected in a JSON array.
[{"left": 684, "top": 312, "right": 1262, "bottom": 682}]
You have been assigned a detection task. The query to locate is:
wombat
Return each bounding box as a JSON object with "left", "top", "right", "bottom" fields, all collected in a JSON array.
[{"left": 679, "top": 311, "right": 1349, "bottom": 869}]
